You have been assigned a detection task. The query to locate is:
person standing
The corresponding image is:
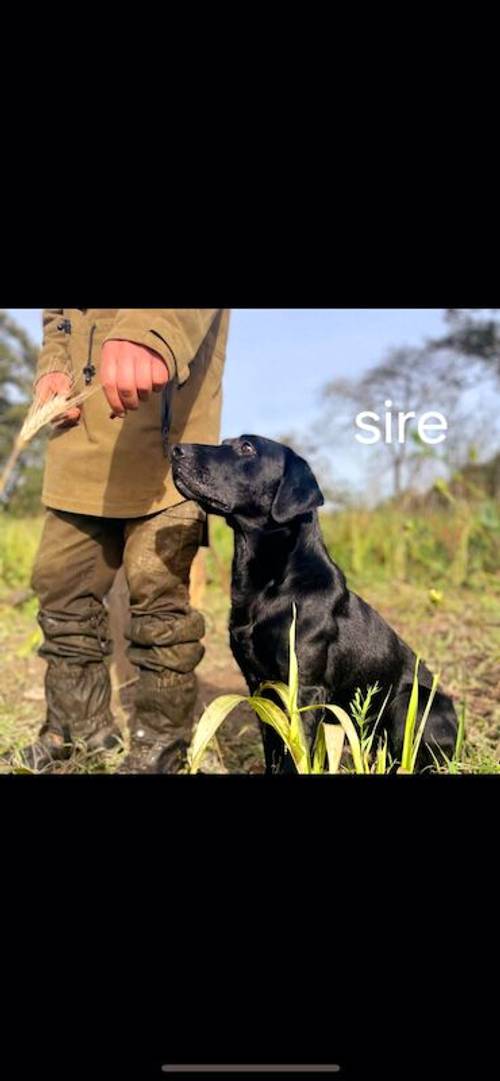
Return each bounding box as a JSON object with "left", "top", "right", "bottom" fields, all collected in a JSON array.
[{"left": 11, "top": 308, "right": 230, "bottom": 773}]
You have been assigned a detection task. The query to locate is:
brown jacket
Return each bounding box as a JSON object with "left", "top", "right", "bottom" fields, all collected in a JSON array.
[{"left": 36, "top": 308, "right": 230, "bottom": 518}]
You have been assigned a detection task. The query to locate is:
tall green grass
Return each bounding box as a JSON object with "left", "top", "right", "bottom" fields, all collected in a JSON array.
[
  {"left": 0, "top": 515, "right": 43, "bottom": 593},
  {"left": 320, "top": 502, "right": 500, "bottom": 586},
  {"left": 205, "top": 500, "right": 499, "bottom": 596},
  {"left": 1, "top": 502, "right": 497, "bottom": 599}
]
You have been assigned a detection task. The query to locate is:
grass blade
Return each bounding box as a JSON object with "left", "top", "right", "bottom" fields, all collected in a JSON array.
[
  {"left": 322, "top": 723, "right": 345, "bottom": 774},
  {"left": 288, "top": 603, "right": 299, "bottom": 717},
  {"left": 250, "top": 694, "right": 309, "bottom": 772},
  {"left": 258, "top": 681, "right": 291, "bottom": 713},
  {"left": 426, "top": 742, "right": 450, "bottom": 773},
  {"left": 312, "top": 723, "right": 327, "bottom": 774},
  {"left": 400, "top": 657, "right": 420, "bottom": 772},
  {"left": 298, "top": 702, "right": 366, "bottom": 773},
  {"left": 249, "top": 695, "right": 291, "bottom": 746},
  {"left": 188, "top": 694, "right": 247, "bottom": 773},
  {"left": 453, "top": 701, "right": 466, "bottom": 764},
  {"left": 410, "top": 673, "right": 440, "bottom": 771},
  {"left": 361, "top": 684, "right": 392, "bottom": 761},
  {"left": 375, "top": 684, "right": 393, "bottom": 726},
  {"left": 286, "top": 603, "right": 310, "bottom": 772},
  {"left": 375, "top": 734, "right": 388, "bottom": 773},
  {"left": 322, "top": 704, "right": 366, "bottom": 774}
]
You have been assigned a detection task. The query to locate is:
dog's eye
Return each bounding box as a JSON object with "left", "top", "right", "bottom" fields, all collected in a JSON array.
[{"left": 239, "top": 441, "right": 255, "bottom": 456}]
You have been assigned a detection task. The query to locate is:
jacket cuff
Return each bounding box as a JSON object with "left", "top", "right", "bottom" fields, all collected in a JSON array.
[
  {"left": 34, "top": 350, "right": 71, "bottom": 388},
  {"left": 33, "top": 367, "right": 69, "bottom": 389}
]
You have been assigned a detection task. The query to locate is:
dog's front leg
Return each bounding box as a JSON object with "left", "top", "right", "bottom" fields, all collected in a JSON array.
[
  {"left": 297, "top": 684, "right": 329, "bottom": 768},
  {"left": 259, "top": 722, "right": 296, "bottom": 774}
]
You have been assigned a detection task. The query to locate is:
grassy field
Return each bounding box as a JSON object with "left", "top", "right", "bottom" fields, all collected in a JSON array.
[{"left": 1, "top": 508, "right": 499, "bottom": 773}]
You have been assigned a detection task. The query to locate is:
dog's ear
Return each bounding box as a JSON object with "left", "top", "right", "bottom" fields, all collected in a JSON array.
[{"left": 271, "top": 449, "right": 324, "bottom": 524}]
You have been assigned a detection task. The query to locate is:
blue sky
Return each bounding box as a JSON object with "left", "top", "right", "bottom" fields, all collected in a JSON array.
[
  {"left": 7, "top": 308, "right": 451, "bottom": 494},
  {"left": 7, "top": 307, "right": 447, "bottom": 433}
]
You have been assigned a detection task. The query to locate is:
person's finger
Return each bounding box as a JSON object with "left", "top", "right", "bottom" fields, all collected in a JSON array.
[
  {"left": 53, "top": 407, "right": 81, "bottom": 429},
  {"left": 100, "top": 349, "right": 125, "bottom": 417},
  {"left": 151, "top": 356, "right": 169, "bottom": 392},
  {"left": 115, "top": 349, "right": 139, "bottom": 411},
  {"left": 134, "top": 349, "right": 153, "bottom": 402},
  {"left": 36, "top": 381, "right": 53, "bottom": 404}
]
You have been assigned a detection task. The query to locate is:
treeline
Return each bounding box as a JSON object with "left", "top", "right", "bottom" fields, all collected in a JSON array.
[{"left": 0, "top": 311, "right": 46, "bottom": 514}]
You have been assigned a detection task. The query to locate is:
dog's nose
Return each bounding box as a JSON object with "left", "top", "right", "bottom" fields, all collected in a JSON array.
[{"left": 170, "top": 445, "right": 185, "bottom": 460}]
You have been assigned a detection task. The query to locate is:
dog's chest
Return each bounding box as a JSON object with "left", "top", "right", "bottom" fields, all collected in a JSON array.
[
  {"left": 230, "top": 622, "right": 257, "bottom": 673},
  {"left": 229, "top": 596, "right": 286, "bottom": 686}
]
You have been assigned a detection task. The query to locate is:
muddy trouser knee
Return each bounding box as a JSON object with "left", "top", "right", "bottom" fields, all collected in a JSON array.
[
  {"left": 31, "top": 509, "right": 123, "bottom": 746},
  {"left": 124, "top": 505, "right": 206, "bottom": 752}
]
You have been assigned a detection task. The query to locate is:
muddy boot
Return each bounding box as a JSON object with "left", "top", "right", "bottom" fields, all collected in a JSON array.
[
  {"left": 43, "top": 658, "right": 124, "bottom": 761},
  {"left": 0, "top": 725, "right": 72, "bottom": 773},
  {"left": 117, "top": 730, "right": 189, "bottom": 774},
  {"left": 3, "top": 659, "right": 123, "bottom": 773},
  {"left": 117, "top": 670, "right": 197, "bottom": 774}
]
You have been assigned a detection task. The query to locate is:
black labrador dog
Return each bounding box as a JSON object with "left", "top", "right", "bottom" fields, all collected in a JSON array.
[{"left": 171, "top": 434, "right": 458, "bottom": 773}]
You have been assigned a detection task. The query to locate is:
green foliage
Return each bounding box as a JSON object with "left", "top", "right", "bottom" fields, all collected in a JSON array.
[
  {"left": 189, "top": 608, "right": 461, "bottom": 776},
  {"left": 5, "top": 463, "right": 45, "bottom": 517},
  {"left": 432, "top": 309, "right": 500, "bottom": 378},
  {"left": 0, "top": 311, "right": 37, "bottom": 421},
  {"left": 399, "top": 661, "right": 439, "bottom": 772},
  {"left": 204, "top": 481, "right": 499, "bottom": 597},
  {"left": 319, "top": 501, "right": 499, "bottom": 586},
  {"left": 0, "top": 516, "right": 43, "bottom": 592}
]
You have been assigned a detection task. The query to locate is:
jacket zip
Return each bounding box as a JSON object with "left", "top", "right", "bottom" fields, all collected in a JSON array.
[{"left": 83, "top": 324, "right": 97, "bottom": 385}]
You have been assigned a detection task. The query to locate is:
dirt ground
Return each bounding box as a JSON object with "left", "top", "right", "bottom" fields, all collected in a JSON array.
[
  {"left": 0, "top": 571, "right": 499, "bottom": 773},
  {"left": 0, "top": 585, "right": 265, "bottom": 774}
]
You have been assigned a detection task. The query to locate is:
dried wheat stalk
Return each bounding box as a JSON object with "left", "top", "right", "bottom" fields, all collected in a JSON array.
[
  {"left": 18, "top": 383, "right": 102, "bottom": 447},
  {"left": 0, "top": 378, "right": 105, "bottom": 500}
]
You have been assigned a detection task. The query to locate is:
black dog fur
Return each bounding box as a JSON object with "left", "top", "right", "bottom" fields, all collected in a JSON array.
[{"left": 172, "top": 435, "right": 458, "bottom": 773}]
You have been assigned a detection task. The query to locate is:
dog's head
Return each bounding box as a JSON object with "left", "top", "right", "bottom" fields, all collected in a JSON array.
[{"left": 171, "top": 435, "right": 324, "bottom": 528}]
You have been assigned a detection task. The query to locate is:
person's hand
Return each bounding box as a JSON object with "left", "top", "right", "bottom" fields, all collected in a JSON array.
[
  {"left": 100, "top": 340, "right": 169, "bottom": 418},
  {"left": 35, "top": 372, "right": 80, "bottom": 428}
]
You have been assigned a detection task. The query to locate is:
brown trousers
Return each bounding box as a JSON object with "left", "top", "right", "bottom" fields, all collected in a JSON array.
[{"left": 31, "top": 503, "right": 205, "bottom": 746}]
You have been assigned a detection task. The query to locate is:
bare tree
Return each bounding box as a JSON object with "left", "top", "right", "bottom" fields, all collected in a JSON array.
[{"left": 318, "top": 346, "right": 469, "bottom": 498}]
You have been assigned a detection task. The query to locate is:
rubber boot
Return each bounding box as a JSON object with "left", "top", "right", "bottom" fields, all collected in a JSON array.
[{"left": 116, "top": 669, "right": 198, "bottom": 774}]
